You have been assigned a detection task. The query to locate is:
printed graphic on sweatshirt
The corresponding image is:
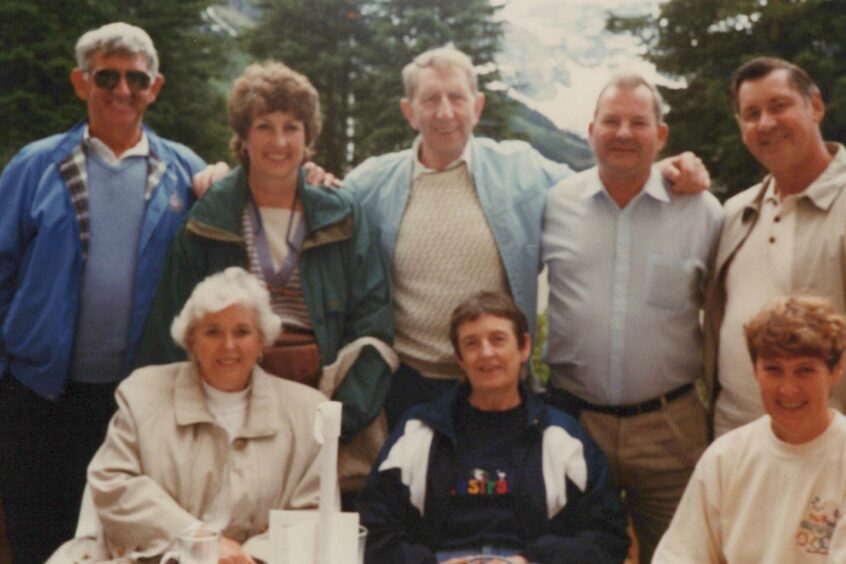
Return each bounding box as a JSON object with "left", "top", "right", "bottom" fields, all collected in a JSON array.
[
  {"left": 451, "top": 467, "right": 513, "bottom": 497},
  {"left": 796, "top": 496, "right": 840, "bottom": 556}
]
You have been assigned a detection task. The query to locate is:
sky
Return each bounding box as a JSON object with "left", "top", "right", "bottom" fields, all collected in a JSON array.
[{"left": 495, "top": 0, "right": 675, "bottom": 134}]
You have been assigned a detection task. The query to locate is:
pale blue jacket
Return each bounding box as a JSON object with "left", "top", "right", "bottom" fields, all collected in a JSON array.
[
  {"left": 0, "top": 122, "right": 205, "bottom": 399},
  {"left": 344, "top": 137, "right": 572, "bottom": 337}
]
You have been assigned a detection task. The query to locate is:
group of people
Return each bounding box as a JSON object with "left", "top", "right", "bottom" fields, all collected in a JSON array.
[{"left": 1, "top": 17, "right": 845, "bottom": 564}]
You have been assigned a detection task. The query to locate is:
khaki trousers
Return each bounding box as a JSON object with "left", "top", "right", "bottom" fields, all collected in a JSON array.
[{"left": 579, "top": 391, "right": 708, "bottom": 563}]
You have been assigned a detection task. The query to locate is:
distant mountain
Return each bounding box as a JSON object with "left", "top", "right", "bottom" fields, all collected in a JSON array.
[
  {"left": 493, "top": 0, "right": 664, "bottom": 169},
  {"left": 210, "top": 0, "right": 666, "bottom": 170},
  {"left": 509, "top": 103, "right": 595, "bottom": 171},
  {"left": 494, "top": 21, "right": 595, "bottom": 170}
]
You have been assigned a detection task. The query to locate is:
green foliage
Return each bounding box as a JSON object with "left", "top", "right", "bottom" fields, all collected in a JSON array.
[
  {"left": 0, "top": 1, "right": 100, "bottom": 164},
  {"left": 354, "top": 0, "right": 517, "bottom": 164},
  {"left": 108, "top": 0, "right": 233, "bottom": 163},
  {"left": 531, "top": 309, "right": 549, "bottom": 385},
  {"left": 248, "top": 0, "right": 366, "bottom": 173},
  {"left": 608, "top": 0, "right": 846, "bottom": 199},
  {"left": 0, "top": 0, "right": 231, "bottom": 167},
  {"left": 246, "top": 0, "right": 515, "bottom": 172}
]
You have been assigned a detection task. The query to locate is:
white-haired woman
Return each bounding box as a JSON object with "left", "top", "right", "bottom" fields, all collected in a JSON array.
[{"left": 49, "top": 267, "right": 326, "bottom": 563}]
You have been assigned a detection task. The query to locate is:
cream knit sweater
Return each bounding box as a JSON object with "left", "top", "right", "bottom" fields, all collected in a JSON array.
[{"left": 392, "top": 164, "right": 509, "bottom": 379}]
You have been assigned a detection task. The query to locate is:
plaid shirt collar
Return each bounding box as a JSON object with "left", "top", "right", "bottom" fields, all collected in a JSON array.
[{"left": 57, "top": 132, "right": 166, "bottom": 259}]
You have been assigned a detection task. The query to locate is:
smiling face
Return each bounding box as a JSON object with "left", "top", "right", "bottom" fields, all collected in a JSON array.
[
  {"left": 400, "top": 66, "right": 484, "bottom": 171},
  {"left": 754, "top": 355, "right": 842, "bottom": 444},
  {"left": 245, "top": 110, "right": 306, "bottom": 186},
  {"left": 70, "top": 51, "right": 163, "bottom": 149},
  {"left": 189, "top": 304, "right": 264, "bottom": 392},
  {"left": 456, "top": 313, "right": 531, "bottom": 410},
  {"left": 589, "top": 84, "right": 668, "bottom": 185},
  {"left": 736, "top": 69, "right": 826, "bottom": 177}
]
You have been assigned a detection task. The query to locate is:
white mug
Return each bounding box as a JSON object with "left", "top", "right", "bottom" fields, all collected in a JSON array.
[{"left": 161, "top": 526, "right": 220, "bottom": 564}]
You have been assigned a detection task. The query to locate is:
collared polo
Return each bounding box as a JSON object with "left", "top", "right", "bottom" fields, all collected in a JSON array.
[
  {"left": 715, "top": 181, "right": 797, "bottom": 434},
  {"left": 84, "top": 125, "right": 149, "bottom": 164},
  {"left": 542, "top": 166, "right": 723, "bottom": 405},
  {"left": 711, "top": 145, "right": 846, "bottom": 435},
  {"left": 410, "top": 135, "right": 472, "bottom": 180}
]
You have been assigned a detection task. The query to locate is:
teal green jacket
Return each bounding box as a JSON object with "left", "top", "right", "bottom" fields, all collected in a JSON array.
[{"left": 135, "top": 167, "right": 395, "bottom": 440}]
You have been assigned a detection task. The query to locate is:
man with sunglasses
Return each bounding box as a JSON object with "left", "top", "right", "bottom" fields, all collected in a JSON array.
[{"left": 0, "top": 22, "right": 210, "bottom": 564}]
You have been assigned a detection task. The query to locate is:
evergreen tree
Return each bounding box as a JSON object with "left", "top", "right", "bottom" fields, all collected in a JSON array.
[
  {"left": 104, "top": 0, "right": 233, "bottom": 163},
  {"left": 0, "top": 1, "right": 105, "bottom": 164},
  {"left": 608, "top": 0, "right": 846, "bottom": 198},
  {"left": 0, "top": 0, "right": 231, "bottom": 167},
  {"left": 248, "top": 0, "right": 366, "bottom": 173},
  {"left": 353, "top": 0, "right": 516, "bottom": 164},
  {"left": 246, "top": 0, "right": 514, "bottom": 172}
]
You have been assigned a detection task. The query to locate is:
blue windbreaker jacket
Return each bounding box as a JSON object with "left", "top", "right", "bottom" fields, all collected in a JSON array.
[{"left": 0, "top": 121, "right": 205, "bottom": 399}]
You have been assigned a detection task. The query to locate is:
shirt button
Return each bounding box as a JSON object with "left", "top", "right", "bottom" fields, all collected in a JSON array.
[
  {"left": 769, "top": 237, "right": 776, "bottom": 243},
  {"left": 233, "top": 438, "right": 247, "bottom": 451},
  {"left": 774, "top": 216, "right": 781, "bottom": 222}
]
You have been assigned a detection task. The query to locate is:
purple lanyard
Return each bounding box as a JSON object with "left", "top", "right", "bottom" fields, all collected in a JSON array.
[{"left": 247, "top": 193, "right": 307, "bottom": 289}]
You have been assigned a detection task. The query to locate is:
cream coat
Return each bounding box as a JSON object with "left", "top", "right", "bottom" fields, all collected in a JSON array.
[{"left": 50, "top": 362, "right": 326, "bottom": 562}]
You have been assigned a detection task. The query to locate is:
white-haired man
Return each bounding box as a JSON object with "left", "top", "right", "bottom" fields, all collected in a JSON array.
[
  {"left": 0, "top": 22, "right": 213, "bottom": 563},
  {"left": 344, "top": 47, "right": 710, "bottom": 428},
  {"left": 542, "top": 73, "right": 724, "bottom": 561}
]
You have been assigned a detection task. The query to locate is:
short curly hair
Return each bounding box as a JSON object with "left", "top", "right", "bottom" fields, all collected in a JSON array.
[
  {"left": 171, "top": 267, "right": 282, "bottom": 351},
  {"left": 744, "top": 295, "right": 846, "bottom": 371},
  {"left": 228, "top": 60, "right": 322, "bottom": 166},
  {"left": 449, "top": 292, "right": 529, "bottom": 360}
]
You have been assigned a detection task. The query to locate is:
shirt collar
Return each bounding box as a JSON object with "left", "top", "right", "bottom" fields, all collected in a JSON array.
[
  {"left": 410, "top": 135, "right": 472, "bottom": 180},
  {"left": 762, "top": 177, "right": 799, "bottom": 209},
  {"left": 745, "top": 142, "right": 846, "bottom": 216},
  {"left": 800, "top": 142, "right": 846, "bottom": 211},
  {"left": 583, "top": 165, "right": 670, "bottom": 204},
  {"left": 174, "top": 362, "right": 280, "bottom": 437},
  {"left": 763, "top": 178, "right": 778, "bottom": 203},
  {"left": 83, "top": 125, "right": 149, "bottom": 166}
]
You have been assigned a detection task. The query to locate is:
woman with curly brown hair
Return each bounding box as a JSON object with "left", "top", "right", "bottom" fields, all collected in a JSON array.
[
  {"left": 656, "top": 295, "right": 846, "bottom": 563},
  {"left": 136, "top": 61, "right": 395, "bottom": 458}
]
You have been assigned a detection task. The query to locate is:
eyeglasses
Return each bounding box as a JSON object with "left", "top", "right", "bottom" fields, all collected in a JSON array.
[{"left": 90, "top": 68, "right": 154, "bottom": 92}]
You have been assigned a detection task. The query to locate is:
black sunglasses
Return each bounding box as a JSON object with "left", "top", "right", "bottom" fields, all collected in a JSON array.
[{"left": 90, "top": 68, "right": 153, "bottom": 92}]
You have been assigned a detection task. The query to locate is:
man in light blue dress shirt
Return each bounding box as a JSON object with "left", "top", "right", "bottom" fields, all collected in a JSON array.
[{"left": 541, "top": 73, "right": 724, "bottom": 562}]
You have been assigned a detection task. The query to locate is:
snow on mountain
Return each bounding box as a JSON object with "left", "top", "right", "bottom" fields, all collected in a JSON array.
[{"left": 496, "top": 0, "right": 677, "bottom": 137}]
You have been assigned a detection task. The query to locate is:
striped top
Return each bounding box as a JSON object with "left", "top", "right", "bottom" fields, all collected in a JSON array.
[{"left": 242, "top": 207, "right": 312, "bottom": 330}]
